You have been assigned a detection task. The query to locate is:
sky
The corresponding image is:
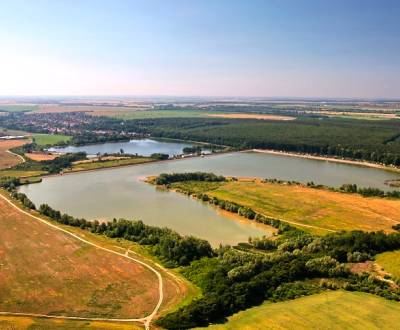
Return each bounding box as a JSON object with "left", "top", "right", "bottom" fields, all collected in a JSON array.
[{"left": 0, "top": 0, "right": 399, "bottom": 98}]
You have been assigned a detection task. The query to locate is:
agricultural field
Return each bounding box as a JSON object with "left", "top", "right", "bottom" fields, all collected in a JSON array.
[
  {"left": 0, "top": 139, "right": 29, "bottom": 170},
  {"left": 33, "top": 104, "right": 150, "bottom": 114},
  {"left": 32, "top": 134, "right": 72, "bottom": 146},
  {"left": 95, "top": 109, "right": 215, "bottom": 120},
  {"left": 0, "top": 316, "right": 143, "bottom": 330},
  {"left": 24, "top": 152, "right": 58, "bottom": 161},
  {"left": 0, "top": 194, "right": 159, "bottom": 320},
  {"left": 207, "top": 113, "right": 296, "bottom": 120},
  {"left": 169, "top": 179, "right": 400, "bottom": 234},
  {"left": 199, "top": 291, "right": 400, "bottom": 330},
  {"left": 0, "top": 104, "right": 38, "bottom": 112},
  {"left": 376, "top": 250, "right": 400, "bottom": 280}
]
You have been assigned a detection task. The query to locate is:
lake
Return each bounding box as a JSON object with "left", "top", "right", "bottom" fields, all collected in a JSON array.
[
  {"left": 48, "top": 138, "right": 210, "bottom": 157},
  {"left": 20, "top": 151, "right": 400, "bottom": 245}
]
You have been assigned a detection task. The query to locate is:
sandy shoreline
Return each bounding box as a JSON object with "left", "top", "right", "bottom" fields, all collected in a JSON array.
[{"left": 251, "top": 149, "right": 400, "bottom": 173}]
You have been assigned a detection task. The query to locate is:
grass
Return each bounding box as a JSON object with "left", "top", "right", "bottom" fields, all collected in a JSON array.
[
  {"left": 198, "top": 291, "right": 400, "bottom": 330},
  {"left": 376, "top": 250, "right": 400, "bottom": 280},
  {"left": 170, "top": 179, "right": 400, "bottom": 234},
  {"left": 104, "top": 109, "right": 214, "bottom": 120},
  {"left": 32, "top": 134, "right": 72, "bottom": 146},
  {"left": 67, "top": 157, "right": 154, "bottom": 172},
  {"left": 0, "top": 316, "right": 144, "bottom": 330},
  {"left": 0, "top": 170, "right": 47, "bottom": 178},
  {"left": 0, "top": 105, "right": 38, "bottom": 112},
  {"left": 0, "top": 193, "right": 160, "bottom": 319}
]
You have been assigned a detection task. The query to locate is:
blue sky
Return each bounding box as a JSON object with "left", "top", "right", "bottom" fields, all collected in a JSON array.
[{"left": 0, "top": 0, "right": 399, "bottom": 98}]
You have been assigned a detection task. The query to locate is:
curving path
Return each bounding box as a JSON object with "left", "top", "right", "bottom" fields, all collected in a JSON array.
[{"left": 0, "top": 192, "right": 163, "bottom": 330}]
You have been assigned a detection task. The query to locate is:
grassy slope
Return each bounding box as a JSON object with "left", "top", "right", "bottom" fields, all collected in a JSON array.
[
  {"left": 376, "top": 250, "right": 400, "bottom": 280},
  {"left": 32, "top": 133, "right": 72, "bottom": 146},
  {"left": 170, "top": 179, "right": 400, "bottom": 234},
  {"left": 199, "top": 291, "right": 400, "bottom": 330}
]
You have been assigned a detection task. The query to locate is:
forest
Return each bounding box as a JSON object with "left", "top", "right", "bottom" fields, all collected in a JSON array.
[{"left": 2, "top": 113, "right": 400, "bottom": 166}]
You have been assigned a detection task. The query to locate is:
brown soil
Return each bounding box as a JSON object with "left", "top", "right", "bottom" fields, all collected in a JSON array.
[
  {"left": 0, "top": 197, "right": 159, "bottom": 318},
  {"left": 24, "top": 153, "right": 58, "bottom": 161},
  {"left": 0, "top": 140, "right": 29, "bottom": 169}
]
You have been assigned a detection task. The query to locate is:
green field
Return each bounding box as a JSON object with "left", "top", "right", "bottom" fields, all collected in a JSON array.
[
  {"left": 32, "top": 133, "right": 72, "bottom": 146},
  {"left": 0, "top": 104, "right": 38, "bottom": 112},
  {"left": 199, "top": 291, "right": 400, "bottom": 330},
  {"left": 169, "top": 179, "right": 400, "bottom": 234},
  {"left": 109, "top": 109, "right": 214, "bottom": 120},
  {"left": 0, "top": 170, "right": 47, "bottom": 178},
  {"left": 68, "top": 157, "right": 154, "bottom": 172},
  {"left": 376, "top": 250, "right": 400, "bottom": 280}
]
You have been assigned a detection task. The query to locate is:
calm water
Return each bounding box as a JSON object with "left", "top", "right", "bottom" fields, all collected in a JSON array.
[
  {"left": 48, "top": 138, "right": 209, "bottom": 157},
  {"left": 20, "top": 152, "right": 400, "bottom": 245}
]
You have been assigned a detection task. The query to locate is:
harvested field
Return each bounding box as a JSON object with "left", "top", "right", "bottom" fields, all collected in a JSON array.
[
  {"left": 206, "top": 113, "right": 296, "bottom": 120},
  {"left": 169, "top": 178, "right": 400, "bottom": 234},
  {"left": 0, "top": 140, "right": 28, "bottom": 170},
  {"left": 0, "top": 195, "right": 159, "bottom": 319},
  {"left": 24, "top": 152, "right": 58, "bottom": 161},
  {"left": 199, "top": 291, "right": 400, "bottom": 330},
  {"left": 0, "top": 316, "right": 144, "bottom": 330}
]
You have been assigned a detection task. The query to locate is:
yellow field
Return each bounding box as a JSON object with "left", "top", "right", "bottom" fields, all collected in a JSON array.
[
  {"left": 173, "top": 179, "right": 400, "bottom": 234},
  {"left": 199, "top": 291, "right": 400, "bottom": 330},
  {"left": 376, "top": 250, "right": 400, "bottom": 280}
]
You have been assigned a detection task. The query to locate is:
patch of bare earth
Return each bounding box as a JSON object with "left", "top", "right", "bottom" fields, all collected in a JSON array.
[
  {"left": 0, "top": 197, "right": 159, "bottom": 318},
  {"left": 24, "top": 152, "right": 58, "bottom": 161},
  {"left": 206, "top": 113, "right": 296, "bottom": 120}
]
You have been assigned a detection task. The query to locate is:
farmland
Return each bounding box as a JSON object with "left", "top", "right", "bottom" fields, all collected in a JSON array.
[
  {"left": 0, "top": 194, "right": 163, "bottom": 319},
  {"left": 32, "top": 134, "right": 72, "bottom": 146},
  {"left": 0, "top": 139, "right": 29, "bottom": 170},
  {"left": 0, "top": 104, "right": 38, "bottom": 112},
  {"left": 376, "top": 250, "right": 400, "bottom": 280},
  {"left": 0, "top": 316, "right": 143, "bottom": 330},
  {"left": 199, "top": 291, "right": 400, "bottom": 330},
  {"left": 168, "top": 178, "right": 400, "bottom": 234}
]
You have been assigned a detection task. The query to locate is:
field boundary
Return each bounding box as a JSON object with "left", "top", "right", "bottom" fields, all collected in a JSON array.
[{"left": 0, "top": 192, "right": 163, "bottom": 330}]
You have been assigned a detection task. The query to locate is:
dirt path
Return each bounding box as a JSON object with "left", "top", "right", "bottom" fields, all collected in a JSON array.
[
  {"left": 0, "top": 193, "right": 163, "bottom": 330},
  {"left": 6, "top": 149, "right": 25, "bottom": 164}
]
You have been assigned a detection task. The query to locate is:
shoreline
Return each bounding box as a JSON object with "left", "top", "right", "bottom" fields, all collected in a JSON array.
[
  {"left": 40, "top": 150, "right": 237, "bottom": 179},
  {"left": 251, "top": 149, "right": 400, "bottom": 173}
]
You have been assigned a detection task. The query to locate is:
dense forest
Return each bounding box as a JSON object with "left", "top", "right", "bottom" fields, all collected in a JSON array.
[
  {"left": 2, "top": 113, "right": 400, "bottom": 166},
  {"left": 133, "top": 117, "right": 400, "bottom": 166}
]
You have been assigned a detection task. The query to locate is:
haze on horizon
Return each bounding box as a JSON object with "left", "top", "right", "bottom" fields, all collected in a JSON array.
[{"left": 1, "top": 0, "right": 399, "bottom": 99}]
